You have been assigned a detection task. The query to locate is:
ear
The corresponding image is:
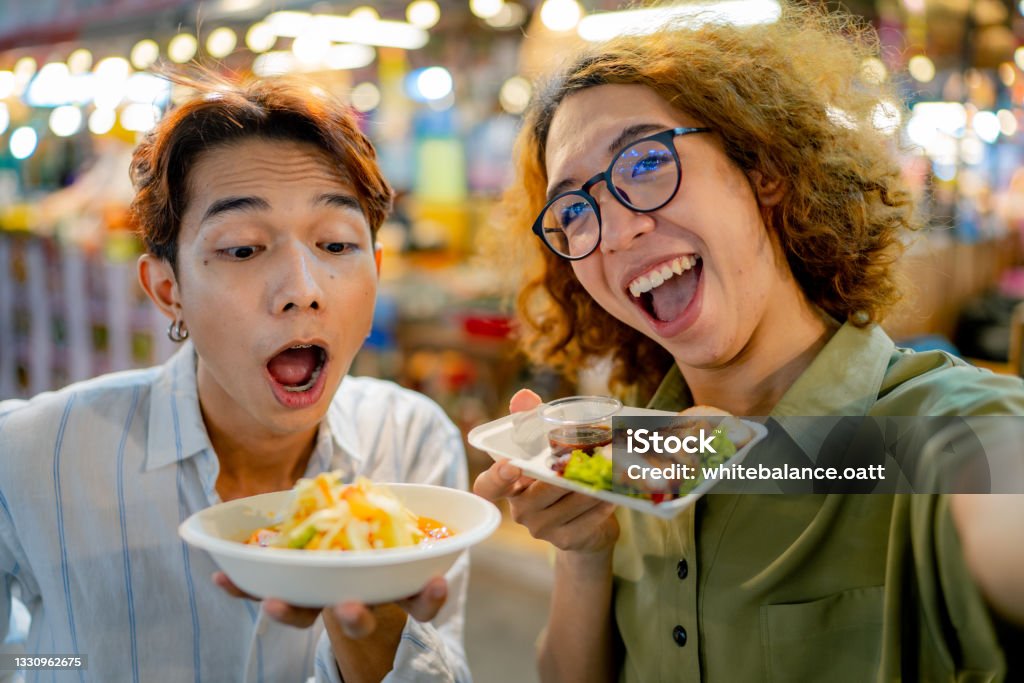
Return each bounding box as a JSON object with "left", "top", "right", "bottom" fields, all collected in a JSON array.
[
  {"left": 137, "top": 254, "right": 181, "bottom": 321},
  {"left": 374, "top": 243, "right": 382, "bottom": 277},
  {"left": 748, "top": 170, "right": 785, "bottom": 207}
]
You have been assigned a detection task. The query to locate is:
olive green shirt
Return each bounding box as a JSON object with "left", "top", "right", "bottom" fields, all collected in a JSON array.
[{"left": 614, "top": 322, "right": 1024, "bottom": 682}]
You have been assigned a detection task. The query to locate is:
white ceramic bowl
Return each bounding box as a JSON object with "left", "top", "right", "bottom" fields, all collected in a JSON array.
[{"left": 179, "top": 483, "right": 501, "bottom": 607}]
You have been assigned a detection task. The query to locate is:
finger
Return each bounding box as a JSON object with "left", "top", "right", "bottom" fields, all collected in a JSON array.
[
  {"left": 396, "top": 577, "right": 447, "bottom": 622},
  {"left": 262, "top": 599, "right": 321, "bottom": 628},
  {"left": 212, "top": 572, "right": 258, "bottom": 601},
  {"left": 472, "top": 461, "right": 523, "bottom": 501},
  {"left": 512, "top": 479, "right": 573, "bottom": 511},
  {"left": 330, "top": 602, "right": 378, "bottom": 639},
  {"left": 516, "top": 491, "right": 605, "bottom": 534},
  {"left": 547, "top": 501, "right": 618, "bottom": 551},
  {"left": 560, "top": 500, "right": 617, "bottom": 528},
  {"left": 509, "top": 389, "right": 543, "bottom": 413},
  {"left": 508, "top": 471, "right": 537, "bottom": 496},
  {"left": 551, "top": 493, "right": 611, "bottom": 522}
]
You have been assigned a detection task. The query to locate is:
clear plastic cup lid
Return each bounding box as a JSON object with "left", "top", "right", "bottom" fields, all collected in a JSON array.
[{"left": 540, "top": 396, "right": 622, "bottom": 427}]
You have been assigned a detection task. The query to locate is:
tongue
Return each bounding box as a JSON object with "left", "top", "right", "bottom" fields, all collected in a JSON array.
[
  {"left": 650, "top": 268, "right": 699, "bottom": 322},
  {"left": 268, "top": 347, "right": 319, "bottom": 386}
]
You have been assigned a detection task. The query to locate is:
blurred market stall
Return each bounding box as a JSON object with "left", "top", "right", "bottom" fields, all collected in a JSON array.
[{"left": 3, "top": 0, "right": 1024, "bottom": 399}]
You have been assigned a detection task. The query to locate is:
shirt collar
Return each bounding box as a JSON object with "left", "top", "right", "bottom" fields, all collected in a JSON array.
[
  {"left": 646, "top": 322, "right": 896, "bottom": 458},
  {"left": 772, "top": 322, "right": 894, "bottom": 417},
  {"left": 320, "top": 376, "right": 369, "bottom": 477},
  {"left": 647, "top": 363, "right": 691, "bottom": 412},
  {"left": 648, "top": 323, "right": 894, "bottom": 413},
  {"left": 145, "top": 347, "right": 369, "bottom": 476},
  {"left": 767, "top": 322, "right": 894, "bottom": 460},
  {"left": 145, "top": 342, "right": 214, "bottom": 472}
]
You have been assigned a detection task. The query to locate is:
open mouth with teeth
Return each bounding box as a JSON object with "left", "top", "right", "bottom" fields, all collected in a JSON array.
[
  {"left": 627, "top": 255, "right": 703, "bottom": 324},
  {"left": 266, "top": 343, "right": 329, "bottom": 407}
]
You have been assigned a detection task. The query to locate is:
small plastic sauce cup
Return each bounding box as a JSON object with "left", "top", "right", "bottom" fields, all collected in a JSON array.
[{"left": 541, "top": 396, "right": 622, "bottom": 460}]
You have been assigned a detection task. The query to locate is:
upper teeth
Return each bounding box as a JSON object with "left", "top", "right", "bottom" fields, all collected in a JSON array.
[
  {"left": 291, "top": 344, "right": 313, "bottom": 349},
  {"left": 628, "top": 256, "right": 698, "bottom": 298}
]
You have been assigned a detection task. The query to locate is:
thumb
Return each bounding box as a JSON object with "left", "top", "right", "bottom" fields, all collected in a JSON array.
[
  {"left": 472, "top": 461, "right": 523, "bottom": 501},
  {"left": 510, "top": 389, "right": 543, "bottom": 413},
  {"left": 330, "top": 603, "right": 377, "bottom": 639}
]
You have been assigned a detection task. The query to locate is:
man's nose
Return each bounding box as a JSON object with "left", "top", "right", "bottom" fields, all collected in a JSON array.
[{"left": 271, "top": 245, "right": 324, "bottom": 314}]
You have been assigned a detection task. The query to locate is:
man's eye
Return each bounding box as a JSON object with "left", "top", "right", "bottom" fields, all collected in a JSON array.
[
  {"left": 322, "top": 242, "right": 355, "bottom": 254},
  {"left": 222, "top": 246, "right": 259, "bottom": 259}
]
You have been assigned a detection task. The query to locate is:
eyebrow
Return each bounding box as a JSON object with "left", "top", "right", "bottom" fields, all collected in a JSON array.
[
  {"left": 201, "top": 196, "right": 271, "bottom": 223},
  {"left": 606, "top": 123, "right": 665, "bottom": 156},
  {"left": 200, "top": 192, "right": 363, "bottom": 224},
  {"left": 313, "top": 192, "right": 363, "bottom": 213},
  {"left": 545, "top": 122, "right": 668, "bottom": 202}
]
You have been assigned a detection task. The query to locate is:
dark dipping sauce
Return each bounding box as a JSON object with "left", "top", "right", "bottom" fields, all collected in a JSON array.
[{"left": 549, "top": 425, "right": 613, "bottom": 474}]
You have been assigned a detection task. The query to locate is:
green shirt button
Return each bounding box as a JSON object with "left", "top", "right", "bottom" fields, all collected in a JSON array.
[
  {"left": 677, "top": 559, "right": 688, "bottom": 579},
  {"left": 672, "top": 625, "right": 687, "bottom": 647}
]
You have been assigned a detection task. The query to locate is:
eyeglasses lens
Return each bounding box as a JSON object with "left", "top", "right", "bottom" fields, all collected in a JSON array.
[{"left": 610, "top": 140, "right": 677, "bottom": 210}]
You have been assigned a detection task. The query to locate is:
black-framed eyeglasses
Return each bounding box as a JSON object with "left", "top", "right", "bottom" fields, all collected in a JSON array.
[{"left": 532, "top": 127, "right": 712, "bottom": 260}]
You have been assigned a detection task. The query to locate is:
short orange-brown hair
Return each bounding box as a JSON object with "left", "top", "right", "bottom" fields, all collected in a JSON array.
[
  {"left": 498, "top": 2, "right": 917, "bottom": 398},
  {"left": 130, "top": 74, "right": 393, "bottom": 270}
]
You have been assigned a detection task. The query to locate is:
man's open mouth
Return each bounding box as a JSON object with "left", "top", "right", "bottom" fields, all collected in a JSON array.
[
  {"left": 626, "top": 255, "right": 703, "bottom": 323},
  {"left": 266, "top": 343, "right": 327, "bottom": 393}
]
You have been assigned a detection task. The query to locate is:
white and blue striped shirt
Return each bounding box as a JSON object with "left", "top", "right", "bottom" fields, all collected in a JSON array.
[{"left": 0, "top": 343, "right": 469, "bottom": 683}]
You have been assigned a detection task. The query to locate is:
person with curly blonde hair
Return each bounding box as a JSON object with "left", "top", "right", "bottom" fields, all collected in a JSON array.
[{"left": 475, "top": 3, "right": 1024, "bottom": 681}]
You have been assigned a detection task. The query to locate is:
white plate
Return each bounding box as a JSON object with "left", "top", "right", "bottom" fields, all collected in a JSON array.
[{"left": 468, "top": 406, "right": 768, "bottom": 519}]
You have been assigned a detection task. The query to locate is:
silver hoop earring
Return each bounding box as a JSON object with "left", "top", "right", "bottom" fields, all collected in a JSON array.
[{"left": 167, "top": 319, "right": 189, "bottom": 343}]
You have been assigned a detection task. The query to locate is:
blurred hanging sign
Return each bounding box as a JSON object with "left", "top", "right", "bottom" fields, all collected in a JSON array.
[{"left": 0, "top": 0, "right": 188, "bottom": 51}]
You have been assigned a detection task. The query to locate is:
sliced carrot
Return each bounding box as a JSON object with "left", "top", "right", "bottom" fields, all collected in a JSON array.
[
  {"left": 317, "top": 476, "right": 334, "bottom": 505},
  {"left": 417, "top": 516, "right": 454, "bottom": 540}
]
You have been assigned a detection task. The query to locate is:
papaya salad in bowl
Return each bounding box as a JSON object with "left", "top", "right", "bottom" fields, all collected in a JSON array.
[
  {"left": 179, "top": 471, "right": 500, "bottom": 606},
  {"left": 245, "top": 474, "right": 456, "bottom": 551}
]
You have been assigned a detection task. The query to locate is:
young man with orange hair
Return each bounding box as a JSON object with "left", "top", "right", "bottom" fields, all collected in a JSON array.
[{"left": 0, "top": 77, "right": 469, "bottom": 683}]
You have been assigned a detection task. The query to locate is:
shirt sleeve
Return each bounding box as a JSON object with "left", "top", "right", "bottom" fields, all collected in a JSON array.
[
  {"left": 0, "top": 406, "right": 31, "bottom": 648},
  {"left": 880, "top": 360, "right": 1024, "bottom": 678},
  {"left": 0, "top": 399, "right": 58, "bottom": 671},
  {"left": 0, "top": 507, "right": 12, "bottom": 647},
  {"left": 0, "top": 490, "right": 32, "bottom": 653},
  {"left": 886, "top": 494, "right": 1008, "bottom": 680}
]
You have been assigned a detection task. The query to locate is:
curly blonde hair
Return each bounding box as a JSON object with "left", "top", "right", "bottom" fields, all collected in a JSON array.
[{"left": 498, "top": 2, "right": 916, "bottom": 398}]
